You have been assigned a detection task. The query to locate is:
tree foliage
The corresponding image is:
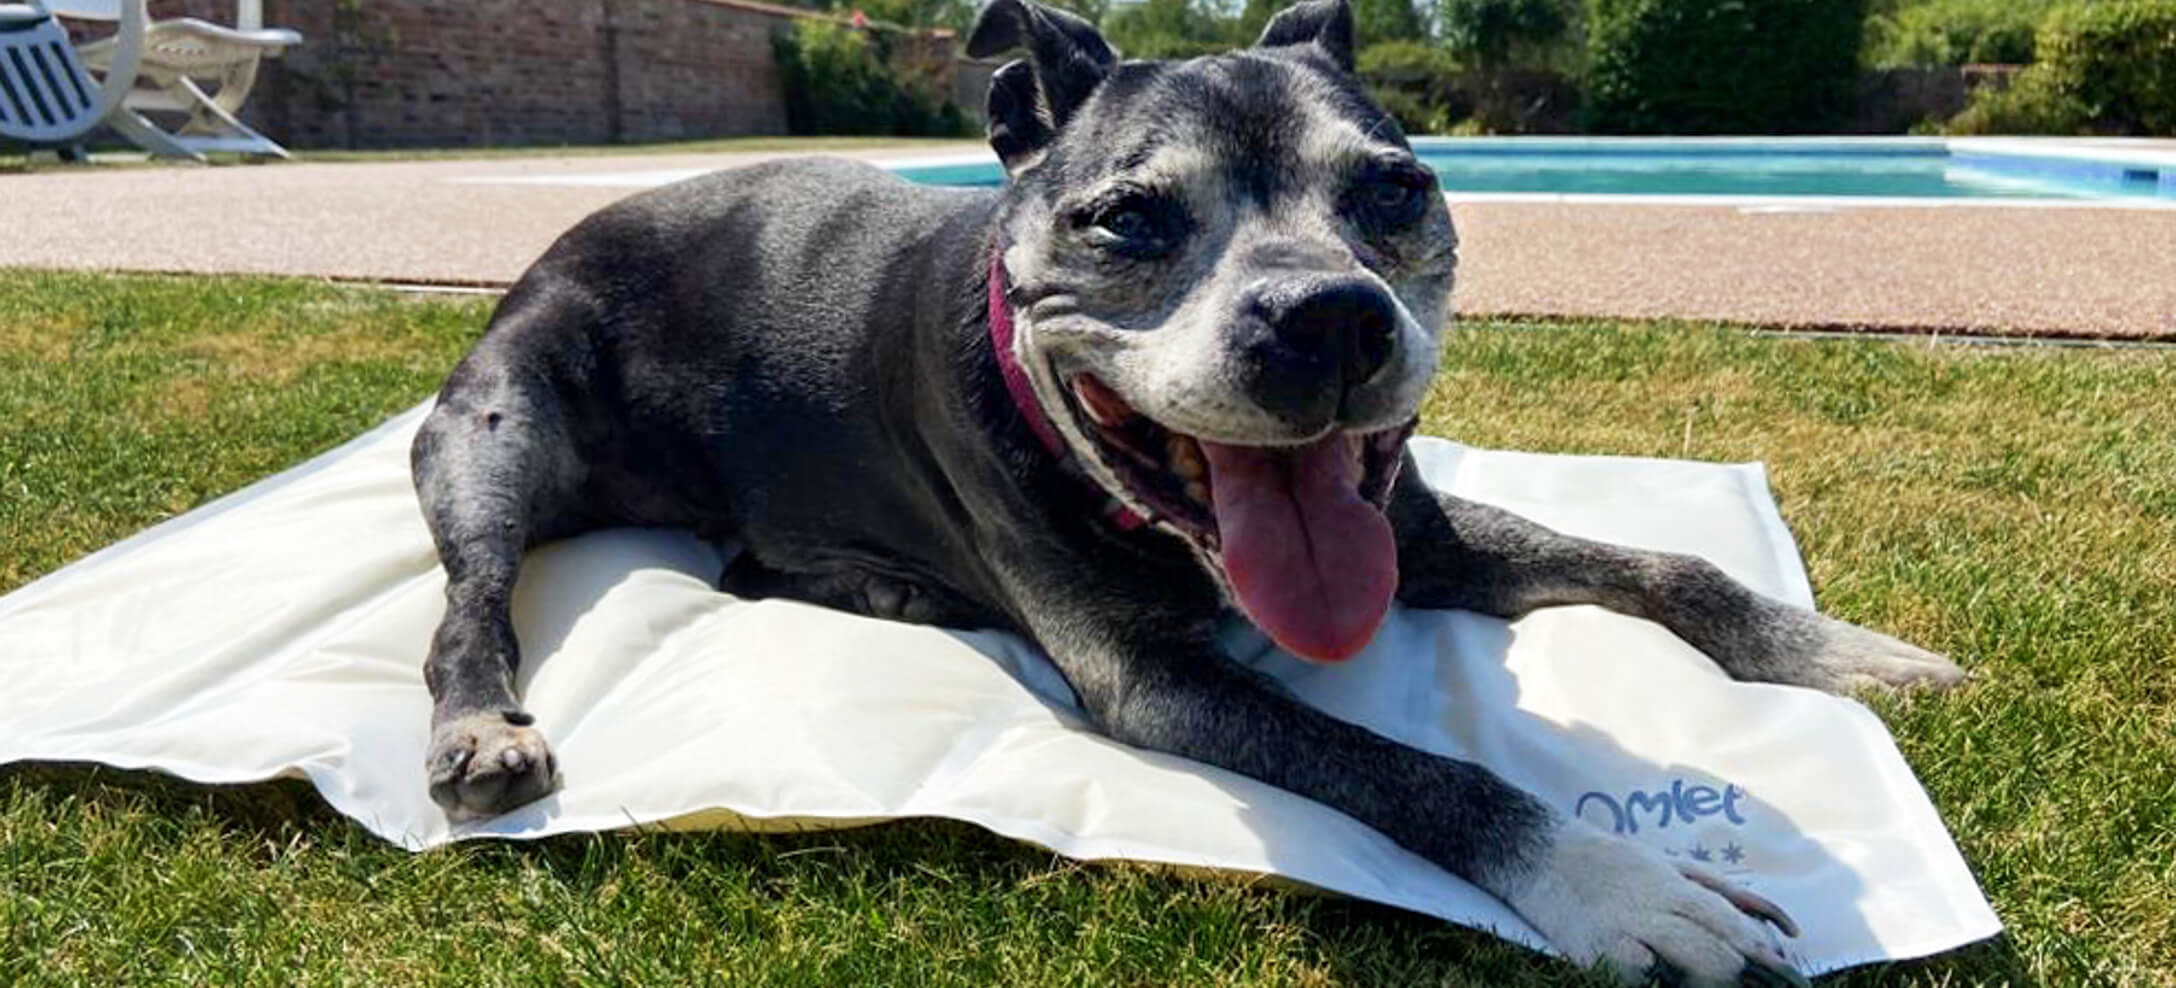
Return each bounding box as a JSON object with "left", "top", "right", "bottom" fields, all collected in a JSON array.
[
  {"left": 1863, "top": 0, "right": 2053, "bottom": 67},
  {"left": 1351, "top": 0, "right": 1427, "bottom": 45},
  {"left": 1437, "top": 0, "right": 1572, "bottom": 67},
  {"left": 1951, "top": 0, "right": 2176, "bottom": 135},
  {"left": 1583, "top": 0, "right": 1867, "bottom": 134},
  {"left": 1107, "top": 0, "right": 1425, "bottom": 59},
  {"left": 1103, "top": 0, "right": 1240, "bottom": 58},
  {"left": 773, "top": 20, "right": 972, "bottom": 136},
  {"left": 1357, "top": 39, "right": 1468, "bottom": 132}
]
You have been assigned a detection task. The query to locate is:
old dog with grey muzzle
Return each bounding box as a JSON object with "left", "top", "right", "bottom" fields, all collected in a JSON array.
[{"left": 409, "top": 1, "right": 1964, "bottom": 982}]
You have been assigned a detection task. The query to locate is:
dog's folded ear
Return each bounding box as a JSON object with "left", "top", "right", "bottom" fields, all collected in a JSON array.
[
  {"left": 967, "top": 0, "right": 1116, "bottom": 172},
  {"left": 1254, "top": 0, "right": 1355, "bottom": 73}
]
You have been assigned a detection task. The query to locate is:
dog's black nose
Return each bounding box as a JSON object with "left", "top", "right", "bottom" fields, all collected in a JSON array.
[
  {"left": 1263, "top": 278, "right": 1397, "bottom": 391},
  {"left": 1241, "top": 278, "right": 1400, "bottom": 429}
]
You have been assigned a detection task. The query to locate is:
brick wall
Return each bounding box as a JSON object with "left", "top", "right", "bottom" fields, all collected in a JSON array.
[{"left": 120, "top": 0, "right": 954, "bottom": 149}]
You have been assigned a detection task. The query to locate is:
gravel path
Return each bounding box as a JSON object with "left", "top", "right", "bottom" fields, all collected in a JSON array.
[{"left": 7, "top": 148, "right": 2174, "bottom": 338}]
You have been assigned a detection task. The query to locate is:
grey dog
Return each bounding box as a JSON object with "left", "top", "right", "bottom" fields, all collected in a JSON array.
[{"left": 409, "top": 0, "right": 1964, "bottom": 982}]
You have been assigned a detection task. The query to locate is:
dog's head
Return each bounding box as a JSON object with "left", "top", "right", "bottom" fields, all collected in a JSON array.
[{"left": 970, "top": 0, "right": 1457, "bottom": 663}]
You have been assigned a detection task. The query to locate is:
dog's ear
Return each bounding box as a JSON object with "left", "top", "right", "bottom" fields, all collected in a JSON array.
[
  {"left": 1254, "top": 0, "right": 1355, "bottom": 73},
  {"left": 967, "top": 0, "right": 1116, "bottom": 171}
]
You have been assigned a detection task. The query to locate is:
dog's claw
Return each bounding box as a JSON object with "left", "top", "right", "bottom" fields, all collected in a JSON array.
[
  {"left": 1678, "top": 862, "right": 1800, "bottom": 938},
  {"left": 427, "top": 709, "right": 559, "bottom": 820}
]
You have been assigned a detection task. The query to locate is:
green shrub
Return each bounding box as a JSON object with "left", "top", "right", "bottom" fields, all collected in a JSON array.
[
  {"left": 1947, "top": 0, "right": 2176, "bottom": 135},
  {"left": 1864, "top": 0, "right": 2051, "bottom": 68},
  {"left": 1944, "top": 75, "right": 2090, "bottom": 134},
  {"left": 2035, "top": 0, "right": 2176, "bottom": 134},
  {"left": 1438, "top": 0, "right": 1574, "bottom": 67},
  {"left": 1351, "top": 0, "right": 1429, "bottom": 46},
  {"left": 1357, "top": 40, "right": 1470, "bottom": 133},
  {"left": 1583, "top": 0, "right": 1867, "bottom": 134},
  {"left": 772, "top": 20, "right": 970, "bottom": 137},
  {"left": 1104, "top": 0, "right": 1239, "bottom": 59}
]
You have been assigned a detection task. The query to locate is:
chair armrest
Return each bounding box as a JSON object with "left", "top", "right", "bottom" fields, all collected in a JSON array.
[
  {"left": 59, "top": 0, "right": 146, "bottom": 120},
  {"left": 42, "top": 0, "right": 121, "bottom": 21}
]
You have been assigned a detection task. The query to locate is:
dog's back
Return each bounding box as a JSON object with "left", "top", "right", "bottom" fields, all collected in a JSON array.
[{"left": 432, "top": 158, "right": 1000, "bottom": 557}]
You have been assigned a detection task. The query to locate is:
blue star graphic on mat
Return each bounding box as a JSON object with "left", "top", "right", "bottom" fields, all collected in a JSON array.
[
  {"left": 1721, "top": 842, "right": 1746, "bottom": 865},
  {"left": 1688, "top": 843, "right": 1712, "bottom": 862}
]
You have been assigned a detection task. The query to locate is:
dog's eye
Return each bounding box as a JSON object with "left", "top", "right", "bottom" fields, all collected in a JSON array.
[
  {"left": 1352, "top": 164, "right": 1435, "bottom": 228},
  {"left": 1077, "top": 193, "right": 1185, "bottom": 257},
  {"left": 1098, "top": 206, "right": 1155, "bottom": 242},
  {"left": 1369, "top": 182, "right": 1415, "bottom": 212}
]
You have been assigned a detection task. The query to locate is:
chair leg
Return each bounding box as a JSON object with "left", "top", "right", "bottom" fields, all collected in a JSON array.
[
  {"left": 174, "top": 75, "right": 290, "bottom": 158},
  {"left": 209, "top": 59, "right": 263, "bottom": 122},
  {"left": 106, "top": 106, "right": 207, "bottom": 162}
]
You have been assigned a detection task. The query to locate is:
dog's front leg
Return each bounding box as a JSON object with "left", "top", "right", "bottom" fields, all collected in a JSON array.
[
  {"left": 1008, "top": 581, "right": 1805, "bottom": 986},
  {"left": 1386, "top": 463, "right": 1965, "bottom": 694}
]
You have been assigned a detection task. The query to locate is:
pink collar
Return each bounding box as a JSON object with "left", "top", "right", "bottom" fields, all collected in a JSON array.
[
  {"left": 988, "top": 249, "right": 1069, "bottom": 457},
  {"left": 988, "top": 250, "right": 1146, "bottom": 531}
]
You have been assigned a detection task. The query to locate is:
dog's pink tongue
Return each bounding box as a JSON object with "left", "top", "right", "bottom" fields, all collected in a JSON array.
[{"left": 1199, "top": 433, "right": 1396, "bottom": 662}]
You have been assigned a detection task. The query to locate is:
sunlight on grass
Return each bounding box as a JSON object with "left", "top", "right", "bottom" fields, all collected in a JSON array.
[{"left": 1, "top": 271, "right": 2171, "bottom": 986}]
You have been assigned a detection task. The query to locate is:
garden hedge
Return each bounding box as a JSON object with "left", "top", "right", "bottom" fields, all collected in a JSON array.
[
  {"left": 2034, "top": 0, "right": 2176, "bottom": 134},
  {"left": 773, "top": 20, "right": 970, "bottom": 137},
  {"left": 1949, "top": 0, "right": 2176, "bottom": 135},
  {"left": 1583, "top": 0, "right": 1867, "bottom": 134}
]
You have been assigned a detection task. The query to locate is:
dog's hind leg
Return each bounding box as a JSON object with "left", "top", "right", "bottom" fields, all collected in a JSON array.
[
  {"left": 1386, "top": 464, "right": 1965, "bottom": 694},
  {"left": 409, "top": 359, "right": 592, "bottom": 820}
]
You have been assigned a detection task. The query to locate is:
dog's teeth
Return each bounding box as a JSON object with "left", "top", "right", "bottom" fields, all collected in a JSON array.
[
  {"left": 1169, "top": 435, "right": 1205, "bottom": 480},
  {"left": 1185, "top": 481, "right": 1210, "bottom": 505}
]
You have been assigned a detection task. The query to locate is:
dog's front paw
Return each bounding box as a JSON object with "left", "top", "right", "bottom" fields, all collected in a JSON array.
[
  {"left": 427, "top": 709, "right": 560, "bottom": 820},
  {"left": 1505, "top": 823, "right": 1807, "bottom": 987},
  {"left": 1800, "top": 614, "right": 1967, "bottom": 695}
]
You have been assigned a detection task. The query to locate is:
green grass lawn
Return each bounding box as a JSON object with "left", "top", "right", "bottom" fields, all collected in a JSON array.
[{"left": 2, "top": 271, "right": 2171, "bottom": 986}]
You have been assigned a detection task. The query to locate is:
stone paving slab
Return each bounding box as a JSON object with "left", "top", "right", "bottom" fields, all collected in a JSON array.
[{"left": 6, "top": 147, "right": 2175, "bottom": 338}]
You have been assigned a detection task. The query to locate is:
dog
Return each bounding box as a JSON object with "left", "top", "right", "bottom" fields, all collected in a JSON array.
[{"left": 409, "top": 1, "right": 1965, "bottom": 982}]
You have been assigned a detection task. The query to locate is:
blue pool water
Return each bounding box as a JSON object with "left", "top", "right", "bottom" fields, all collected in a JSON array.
[{"left": 893, "top": 138, "right": 2176, "bottom": 202}]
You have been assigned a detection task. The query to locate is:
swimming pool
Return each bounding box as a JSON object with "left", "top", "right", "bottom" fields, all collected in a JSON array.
[{"left": 889, "top": 137, "right": 2176, "bottom": 204}]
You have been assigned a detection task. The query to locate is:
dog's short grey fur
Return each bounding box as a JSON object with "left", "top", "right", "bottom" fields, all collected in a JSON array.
[{"left": 410, "top": 2, "right": 1963, "bottom": 982}]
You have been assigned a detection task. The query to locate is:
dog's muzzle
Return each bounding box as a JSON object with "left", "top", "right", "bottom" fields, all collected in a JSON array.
[{"left": 989, "top": 251, "right": 1415, "bottom": 663}]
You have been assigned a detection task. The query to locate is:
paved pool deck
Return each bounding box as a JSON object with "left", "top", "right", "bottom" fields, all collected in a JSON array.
[{"left": 7, "top": 145, "right": 2176, "bottom": 339}]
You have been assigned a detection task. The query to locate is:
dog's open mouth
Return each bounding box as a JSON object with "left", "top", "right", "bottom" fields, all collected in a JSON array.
[{"left": 1066, "top": 374, "right": 1413, "bottom": 663}]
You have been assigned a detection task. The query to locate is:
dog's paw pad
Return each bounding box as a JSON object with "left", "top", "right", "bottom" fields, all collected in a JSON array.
[
  {"left": 427, "top": 710, "right": 559, "bottom": 820},
  {"left": 1508, "top": 825, "right": 1806, "bottom": 987}
]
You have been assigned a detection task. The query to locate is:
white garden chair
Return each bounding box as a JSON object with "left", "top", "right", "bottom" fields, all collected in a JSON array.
[
  {"left": 57, "top": 0, "right": 301, "bottom": 161},
  {"left": 0, "top": 0, "right": 142, "bottom": 156}
]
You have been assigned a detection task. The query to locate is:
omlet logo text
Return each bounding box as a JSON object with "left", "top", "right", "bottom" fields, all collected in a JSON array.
[{"left": 1575, "top": 779, "right": 1748, "bottom": 835}]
